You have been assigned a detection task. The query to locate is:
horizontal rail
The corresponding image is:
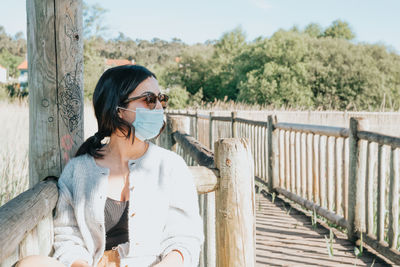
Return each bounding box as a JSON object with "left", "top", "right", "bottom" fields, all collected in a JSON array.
[
  {"left": 234, "top": 118, "right": 269, "bottom": 127},
  {"left": 359, "top": 232, "right": 400, "bottom": 264},
  {"left": 172, "top": 130, "right": 215, "bottom": 168},
  {"left": 0, "top": 178, "right": 58, "bottom": 261},
  {"left": 358, "top": 130, "right": 400, "bottom": 148},
  {"left": 276, "top": 122, "right": 349, "bottom": 138},
  {"left": 275, "top": 187, "right": 348, "bottom": 229},
  {"left": 189, "top": 166, "right": 219, "bottom": 194},
  {"left": 211, "top": 116, "right": 231, "bottom": 122}
]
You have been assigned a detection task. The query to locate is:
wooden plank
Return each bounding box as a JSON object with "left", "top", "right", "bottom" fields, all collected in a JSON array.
[
  {"left": 275, "top": 123, "right": 349, "bottom": 138},
  {"left": 335, "top": 138, "right": 343, "bottom": 215},
  {"left": 295, "top": 132, "right": 301, "bottom": 196},
  {"left": 319, "top": 135, "right": 327, "bottom": 208},
  {"left": 300, "top": 133, "right": 307, "bottom": 199},
  {"left": 327, "top": 136, "right": 335, "bottom": 211},
  {"left": 343, "top": 138, "right": 349, "bottom": 220},
  {"left": 279, "top": 130, "right": 285, "bottom": 188},
  {"left": 313, "top": 135, "right": 320, "bottom": 203},
  {"left": 377, "top": 144, "right": 386, "bottom": 242},
  {"left": 290, "top": 131, "right": 296, "bottom": 193},
  {"left": 285, "top": 131, "right": 291, "bottom": 190},
  {"left": 388, "top": 148, "right": 399, "bottom": 249},
  {"left": 358, "top": 130, "right": 400, "bottom": 148},
  {"left": 19, "top": 227, "right": 39, "bottom": 258},
  {"left": 215, "top": 138, "right": 255, "bottom": 267},
  {"left": 306, "top": 133, "right": 313, "bottom": 201},
  {"left": 0, "top": 179, "right": 58, "bottom": 261},
  {"left": 366, "top": 142, "right": 376, "bottom": 236}
]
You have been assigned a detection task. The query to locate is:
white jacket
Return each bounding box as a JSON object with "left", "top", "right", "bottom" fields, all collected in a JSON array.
[{"left": 52, "top": 142, "right": 204, "bottom": 267}]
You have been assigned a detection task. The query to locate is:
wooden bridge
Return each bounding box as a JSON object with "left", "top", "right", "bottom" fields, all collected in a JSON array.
[{"left": 1, "top": 1, "right": 400, "bottom": 266}]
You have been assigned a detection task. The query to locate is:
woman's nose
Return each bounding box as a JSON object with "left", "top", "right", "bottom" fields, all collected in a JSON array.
[{"left": 155, "top": 99, "right": 163, "bottom": 110}]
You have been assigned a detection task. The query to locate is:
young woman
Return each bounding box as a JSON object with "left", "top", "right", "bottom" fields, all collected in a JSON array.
[{"left": 17, "top": 65, "right": 204, "bottom": 267}]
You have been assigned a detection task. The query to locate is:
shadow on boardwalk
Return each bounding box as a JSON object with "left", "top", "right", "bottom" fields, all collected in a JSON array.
[{"left": 255, "top": 192, "right": 391, "bottom": 267}]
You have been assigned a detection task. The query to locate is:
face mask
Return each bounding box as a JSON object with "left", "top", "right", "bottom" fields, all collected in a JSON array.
[{"left": 118, "top": 107, "right": 164, "bottom": 141}]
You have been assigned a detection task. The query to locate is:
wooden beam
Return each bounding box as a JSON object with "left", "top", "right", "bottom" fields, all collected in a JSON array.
[
  {"left": 27, "top": 0, "right": 84, "bottom": 186},
  {"left": 0, "top": 179, "right": 58, "bottom": 261},
  {"left": 189, "top": 166, "right": 219, "bottom": 194}
]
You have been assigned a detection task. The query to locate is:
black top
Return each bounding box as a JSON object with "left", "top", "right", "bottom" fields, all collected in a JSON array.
[{"left": 104, "top": 197, "right": 129, "bottom": 250}]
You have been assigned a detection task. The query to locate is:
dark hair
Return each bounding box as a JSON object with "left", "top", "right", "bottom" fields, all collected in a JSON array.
[{"left": 75, "top": 64, "right": 164, "bottom": 158}]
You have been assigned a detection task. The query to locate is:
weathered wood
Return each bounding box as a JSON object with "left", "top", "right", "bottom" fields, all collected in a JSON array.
[
  {"left": 290, "top": 131, "right": 295, "bottom": 193},
  {"left": 327, "top": 136, "right": 335, "bottom": 211},
  {"left": 275, "top": 187, "right": 348, "bottom": 229},
  {"left": 300, "top": 133, "right": 307, "bottom": 199},
  {"left": 312, "top": 135, "right": 320, "bottom": 203},
  {"left": 231, "top": 112, "right": 237, "bottom": 138},
  {"left": 268, "top": 116, "right": 278, "bottom": 191},
  {"left": 366, "top": 142, "right": 376, "bottom": 235},
  {"left": 279, "top": 130, "right": 285, "bottom": 188},
  {"left": 189, "top": 166, "right": 219, "bottom": 194},
  {"left": 388, "top": 148, "right": 399, "bottom": 249},
  {"left": 172, "top": 130, "right": 215, "bottom": 168},
  {"left": 306, "top": 133, "right": 313, "bottom": 201},
  {"left": 27, "top": 0, "right": 84, "bottom": 186},
  {"left": 0, "top": 179, "right": 58, "bottom": 261},
  {"left": 319, "top": 135, "right": 327, "bottom": 208},
  {"left": 335, "top": 137, "right": 343, "bottom": 215},
  {"left": 295, "top": 132, "right": 301, "bottom": 196},
  {"left": 167, "top": 115, "right": 190, "bottom": 152},
  {"left": 358, "top": 130, "right": 400, "bottom": 148},
  {"left": 359, "top": 233, "right": 400, "bottom": 265},
  {"left": 347, "top": 118, "right": 368, "bottom": 240},
  {"left": 215, "top": 138, "right": 255, "bottom": 267},
  {"left": 343, "top": 138, "right": 350, "bottom": 220},
  {"left": 377, "top": 144, "right": 386, "bottom": 243},
  {"left": 275, "top": 123, "right": 349, "bottom": 138},
  {"left": 19, "top": 227, "right": 39, "bottom": 258},
  {"left": 234, "top": 118, "right": 268, "bottom": 127}
]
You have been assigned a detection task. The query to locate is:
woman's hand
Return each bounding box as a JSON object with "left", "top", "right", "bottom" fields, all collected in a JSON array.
[
  {"left": 71, "top": 260, "right": 91, "bottom": 267},
  {"left": 154, "top": 250, "right": 184, "bottom": 267}
]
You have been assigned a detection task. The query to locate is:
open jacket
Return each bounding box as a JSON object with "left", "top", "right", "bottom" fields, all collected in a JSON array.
[{"left": 52, "top": 142, "right": 204, "bottom": 267}]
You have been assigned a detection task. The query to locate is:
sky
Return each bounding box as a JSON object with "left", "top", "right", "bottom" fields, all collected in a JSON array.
[{"left": 0, "top": 0, "right": 399, "bottom": 53}]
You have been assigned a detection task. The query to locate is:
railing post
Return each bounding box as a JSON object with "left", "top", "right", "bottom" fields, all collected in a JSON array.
[
  {"left": 268, "top": 115, "right": 279, "bottom": 192},
  {"left": 231, "top": 111, "right": 237, "bottom": 138},
  {"left": 347, "top": 117, "right": 368, "bottom": 241},
  {"left": 194, "top": 109, "right": 199, "bottom": 140},
  {"left": 166, "top": 115, "right": 190, "bottom": 152},
  {"left": 203, "top": 110, "right": 216, "bottom": 267},
  {"left": 209, "top": 111, "right": 215, "bottom": 150},
  {"left": 215, "top": 138, "right": 255, "bottom": 267}
]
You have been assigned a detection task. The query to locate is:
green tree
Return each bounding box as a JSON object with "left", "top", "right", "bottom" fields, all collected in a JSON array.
[{"left": 323, "top": 20, "right": 355, "bottom": 40}]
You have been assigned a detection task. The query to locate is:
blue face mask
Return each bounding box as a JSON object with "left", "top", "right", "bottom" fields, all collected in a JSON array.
[{"left": 118, "top": 107, "right": 164, "bottom": 141}]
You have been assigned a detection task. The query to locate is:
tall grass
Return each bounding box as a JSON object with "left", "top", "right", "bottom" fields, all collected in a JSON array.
[{"left": 0, "top": 100, "right": 29, "bottom": 206}]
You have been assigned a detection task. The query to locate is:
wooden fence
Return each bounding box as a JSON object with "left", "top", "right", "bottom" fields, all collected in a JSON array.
[
  {"left": 165, "top": 110, "right": 400, "bottom": 265},
  {"left": 0, "top": 116, "right": 257, "bottom": 267}
]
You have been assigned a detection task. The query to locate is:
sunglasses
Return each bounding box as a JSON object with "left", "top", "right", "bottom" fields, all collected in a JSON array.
[{"left": 123, "top": 92, "right": 169, "bottom": 110}]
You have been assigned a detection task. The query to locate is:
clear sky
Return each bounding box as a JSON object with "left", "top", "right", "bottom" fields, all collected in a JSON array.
[{"left": 1, "top": 0, "right": 399, "bottom": 53}]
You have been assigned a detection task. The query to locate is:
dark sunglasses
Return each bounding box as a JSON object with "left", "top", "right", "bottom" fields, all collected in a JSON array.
[{"left": 123, "top": 92, "right": 169, "bottom": 109}]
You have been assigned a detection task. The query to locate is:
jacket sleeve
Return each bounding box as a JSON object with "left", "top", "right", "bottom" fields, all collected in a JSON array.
[
  {"left": 52, "top": 160, "right": 93, "bottom": 267},
  {"left": 159, "top": 156, "right": 205, "bottom": 267}
]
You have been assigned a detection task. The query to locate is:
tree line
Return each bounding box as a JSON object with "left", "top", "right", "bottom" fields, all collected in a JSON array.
[{"left": 1, "top": 6, "right": 399, "bottom": 111}]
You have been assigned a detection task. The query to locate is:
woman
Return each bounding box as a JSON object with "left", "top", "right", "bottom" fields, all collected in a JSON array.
[{"left": 17, "top": 65, "right": 204, "bottom": 267}]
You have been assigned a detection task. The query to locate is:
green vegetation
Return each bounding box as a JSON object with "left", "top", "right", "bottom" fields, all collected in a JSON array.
[{"left": 1, "top": 3, "right": 399, "bottom": 111}]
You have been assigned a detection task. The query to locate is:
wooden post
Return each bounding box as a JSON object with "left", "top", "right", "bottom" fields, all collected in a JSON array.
[
  {"left": 27, "top": 0, "right": 83, "bottom": 186},
  {"left": 209, "top": 112, "right": 215, "bottom": 150},
  {"left": 347, "top": 117, "right": 368, "bottom": 240},
  {"left": 166, "top": 115, "right": 190, "bottom": 152},
  {"left": 231, "top": 111, "right": 237, "bottom": 138},
  {"left": 204, "top": 111, "right": 216, "bottom": 267},
  {"left": 268, "top": 115, "right": 279, "bottom": 192},
  {"left": 215, "top": 138, "right": 255, "bottom": 267},
  {"left": 194, "top": 109, "right": 199, "bottom": 140}
]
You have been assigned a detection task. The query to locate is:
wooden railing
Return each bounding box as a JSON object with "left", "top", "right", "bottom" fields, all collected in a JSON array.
[
  {"left": 158, "top": 115, "right": 257, "bottom": 267},
  {"left": 0, "top": 178, "right": 58, "bottom": 267},
  {"left": 166, "top": 110, "right": 400, "bottom": 265}
]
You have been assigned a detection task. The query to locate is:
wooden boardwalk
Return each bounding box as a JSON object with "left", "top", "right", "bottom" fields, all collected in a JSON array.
[{"left": 255, "top": 192, "right": 391, "bottom": 267}]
